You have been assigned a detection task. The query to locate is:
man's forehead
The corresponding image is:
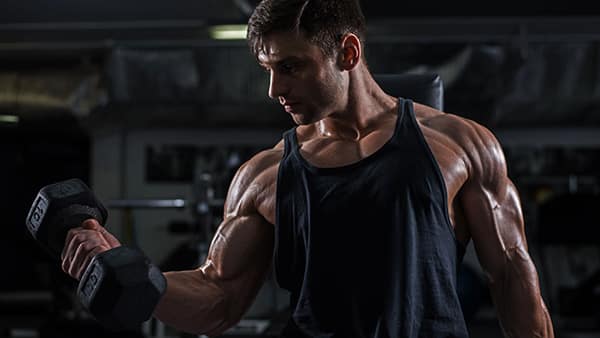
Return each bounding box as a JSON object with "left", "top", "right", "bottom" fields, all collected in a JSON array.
[{"left": 259, "top": 33, "right": 298, "bottom": 53}]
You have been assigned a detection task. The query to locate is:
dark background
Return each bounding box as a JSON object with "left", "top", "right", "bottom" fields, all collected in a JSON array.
[{"left": 1, "top": 1, "right": 600, "bottom": 337}]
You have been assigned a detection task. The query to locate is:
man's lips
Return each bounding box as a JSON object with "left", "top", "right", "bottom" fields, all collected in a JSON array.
[{"left": 283, "top": 101, "right": 299, "bottom": 112}]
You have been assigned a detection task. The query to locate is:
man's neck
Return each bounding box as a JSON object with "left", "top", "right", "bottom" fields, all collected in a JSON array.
[{"left": 316, "top": 67, "right": 397, "bottom": 141}]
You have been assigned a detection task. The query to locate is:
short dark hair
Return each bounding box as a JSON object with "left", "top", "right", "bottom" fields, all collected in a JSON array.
[{"left": 247, "top": 0, "right": 366, "bottom": 58}]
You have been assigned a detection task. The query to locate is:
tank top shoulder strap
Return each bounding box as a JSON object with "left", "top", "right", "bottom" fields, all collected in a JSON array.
[
  {"left": 388, "top": 97, "right": 413, "bottom": 145},
  {"left": 282, "top": 127, "right": 298, "bottom": 158}
]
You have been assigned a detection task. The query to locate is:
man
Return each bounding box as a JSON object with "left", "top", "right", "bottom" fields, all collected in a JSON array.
[{"left": 61, "top": 0, "right": 554, "bottom": 337}]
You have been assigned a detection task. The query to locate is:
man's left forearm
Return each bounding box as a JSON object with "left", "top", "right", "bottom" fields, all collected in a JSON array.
[{"left": 490, "top": 246, "right": 554, "bottom": 338}]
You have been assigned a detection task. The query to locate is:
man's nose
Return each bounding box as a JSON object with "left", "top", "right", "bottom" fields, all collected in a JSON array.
[{"left": 268, "top": 72, "right": 288, "bottom": 100}]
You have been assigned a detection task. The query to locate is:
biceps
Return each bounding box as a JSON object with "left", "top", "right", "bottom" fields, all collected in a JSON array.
[
  {"left": 202, "top": 214, "right": 274, "bottom": 298},
  {"left": 461, "top": 179, "right": 528, "bottom": 279}
]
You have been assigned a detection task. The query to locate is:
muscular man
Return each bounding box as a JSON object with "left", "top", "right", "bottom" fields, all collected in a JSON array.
[{"left": 61, "top": 0, "right": 554, "bottom": 337}]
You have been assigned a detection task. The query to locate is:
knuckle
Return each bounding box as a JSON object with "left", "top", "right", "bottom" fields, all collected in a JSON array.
[
  {"left": 82, "top": 242, "right": 94, "bottom": 252},
  {"left": 72, "top": 233, "right": 84, "bottom": 242}
]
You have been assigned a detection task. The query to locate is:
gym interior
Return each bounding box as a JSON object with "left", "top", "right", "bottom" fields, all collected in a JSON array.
[{"left": 1, "top": 1, "right": 600, "bottom": 337}]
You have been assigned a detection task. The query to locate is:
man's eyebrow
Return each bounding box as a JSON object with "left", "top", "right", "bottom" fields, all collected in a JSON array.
[{"left": 262, "top": 56, "right": 302, "bottom": 68}]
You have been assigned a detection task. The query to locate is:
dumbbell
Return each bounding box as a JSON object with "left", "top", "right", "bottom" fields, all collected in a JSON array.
[{"left": 25, "top": 178, "right": 166, "bottom": 331}]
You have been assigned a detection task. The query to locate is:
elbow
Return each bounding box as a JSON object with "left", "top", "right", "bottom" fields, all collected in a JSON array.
[
  {"left": 154, "top": 284, "right": 236, "bottom": 336},
  {"left": 194, "top": 294, "right": 246, "bottom": 337},
  {"left": 201, "top": 313, "right": 244, "bottom": 337}
]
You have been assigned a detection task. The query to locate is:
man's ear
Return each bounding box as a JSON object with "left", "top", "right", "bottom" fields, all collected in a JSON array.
[{"left": 338, "top": 33, "right": 361, "bottom": 70}]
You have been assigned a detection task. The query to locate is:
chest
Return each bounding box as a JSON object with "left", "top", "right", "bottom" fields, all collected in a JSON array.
[{"left": 259, "top": 133, "right": 468, "bottom": 229}]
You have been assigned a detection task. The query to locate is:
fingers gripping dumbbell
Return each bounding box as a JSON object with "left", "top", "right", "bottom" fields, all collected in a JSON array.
[{"left": 26, "top": 178, "right": 166, "bottom": 330}]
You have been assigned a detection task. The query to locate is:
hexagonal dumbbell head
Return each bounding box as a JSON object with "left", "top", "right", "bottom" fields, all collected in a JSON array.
[
  {"left": 77, "top": 246, "right": 167, "bottom": 331},
  {"left": 26, "top": 178, "right": 108, "bottom": 259}
]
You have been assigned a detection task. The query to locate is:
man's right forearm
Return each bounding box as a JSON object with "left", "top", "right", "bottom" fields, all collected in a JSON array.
[{"left": 153, "top": 268, "right": 232, "bottom": 336}]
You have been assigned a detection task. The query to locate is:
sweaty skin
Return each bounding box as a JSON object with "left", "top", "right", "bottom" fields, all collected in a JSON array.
[{"left": 61, "top": 30, "right": 553, "bottom": 337}]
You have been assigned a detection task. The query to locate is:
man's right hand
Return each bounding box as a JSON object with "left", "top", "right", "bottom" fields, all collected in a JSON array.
[{"left": 60, "top": 219, "right": 122, "bottom": 280}]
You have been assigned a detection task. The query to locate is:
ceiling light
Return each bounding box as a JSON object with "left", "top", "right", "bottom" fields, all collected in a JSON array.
[
  {"left": 209, "top": 25, "right": 247, "bottom": 40},
  {"left": 0, "top": 114, "right": 19, "bottom": 124}
]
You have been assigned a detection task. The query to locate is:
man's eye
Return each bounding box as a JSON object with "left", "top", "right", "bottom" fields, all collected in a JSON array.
[{"left": 280, "top": 63, "right": 297, "bottom": 74}]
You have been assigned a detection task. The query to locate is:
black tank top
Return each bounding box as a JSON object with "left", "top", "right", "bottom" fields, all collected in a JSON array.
[{"left": 275, "top": 98, "right": 468, "bottom": 338}]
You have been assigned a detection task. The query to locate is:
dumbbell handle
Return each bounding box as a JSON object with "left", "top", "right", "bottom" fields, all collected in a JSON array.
[{"left": 26, "top": 178, "right": 108, "bottom": 260}]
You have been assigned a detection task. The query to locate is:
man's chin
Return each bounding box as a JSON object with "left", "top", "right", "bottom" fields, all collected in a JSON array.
[{"left": 290, "top": 113, "right": 317, "bottom": 126}]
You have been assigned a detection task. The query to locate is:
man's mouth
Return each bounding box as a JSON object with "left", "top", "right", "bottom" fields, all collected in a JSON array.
[{"left": 283, "top": 102, "right": 298, "bottom": 113}]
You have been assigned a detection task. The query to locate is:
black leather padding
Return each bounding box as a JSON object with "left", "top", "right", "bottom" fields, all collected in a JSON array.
[{"left": 374, "top": 73, "right": 444, "bottom": 111}]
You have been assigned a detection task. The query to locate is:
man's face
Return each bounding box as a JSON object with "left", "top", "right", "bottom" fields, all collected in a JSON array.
[{"left": 257, "top": 31, "right": 345, "bottom": 125}]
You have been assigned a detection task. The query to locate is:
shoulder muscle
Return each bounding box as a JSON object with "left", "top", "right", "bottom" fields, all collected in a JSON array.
[{"left": 224, "top": 145, "right": 283, "bottom": 219}]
